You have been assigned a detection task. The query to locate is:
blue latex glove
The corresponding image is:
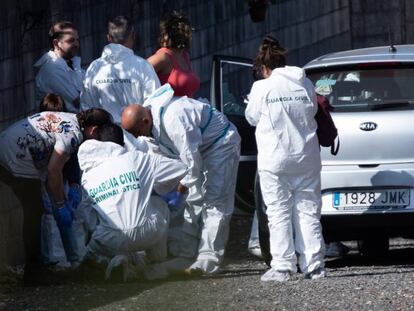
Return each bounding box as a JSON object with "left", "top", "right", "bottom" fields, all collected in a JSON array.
[
  {"left": 160, "top": 191, "right": 176, "bottom": 204},
  {"left": 58, "top": 201, "right": 74, "bottom": 229},
  {"left": 68, "top": 185, "right": 81, "bottom": 209},
  {"left": 167, "top": 191, "right": 184, "bottom": 212}
]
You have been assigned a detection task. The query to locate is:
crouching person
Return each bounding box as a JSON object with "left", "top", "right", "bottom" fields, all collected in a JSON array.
[
  {"left": 122, "top": 84, "right": 241, "bottom": 276},
  {"left": 0, "top": 108, "right": 112, "bottom": 285},
  {"left": 78, "top": 123, "right": 188, "bottom": 281}
]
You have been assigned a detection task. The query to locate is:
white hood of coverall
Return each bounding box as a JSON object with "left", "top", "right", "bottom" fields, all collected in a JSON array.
[
  {"left": 100, "top": 43, "right": 132, "bottom": 64},
  {"left": 78, "top": 139, "right": 126, "bottom": 173},
  {"left": 145, "top": 84, "right": 234, "bottom": 188}
]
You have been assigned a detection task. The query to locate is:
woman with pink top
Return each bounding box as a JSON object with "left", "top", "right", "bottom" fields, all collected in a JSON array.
[{"left": 148, "top": 11, "right": 200, "bottom": 98}]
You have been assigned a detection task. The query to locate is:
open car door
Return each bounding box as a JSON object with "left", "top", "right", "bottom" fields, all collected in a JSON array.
[{"left": 210, "top": 55, "right": 256, "bottom": 213}]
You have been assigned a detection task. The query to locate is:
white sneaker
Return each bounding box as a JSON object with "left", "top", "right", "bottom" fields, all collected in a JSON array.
[
  {"left": 189, "top": 259, "right": 221, "bottom": 275},
  {"left": 261, "top": 268, "right": 291, "bottom": 282},
  {"left": 248, "top": 246, "right": 263, "bottom": 259},
  {"left": 305, "top": 267, "right": 326, "bottom": 280}
]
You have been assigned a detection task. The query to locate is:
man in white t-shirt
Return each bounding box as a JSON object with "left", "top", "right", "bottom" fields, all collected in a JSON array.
[
  {"left": 0, "top": 108, "right": 112, "bottom": 285},
  {"left": 81, "top": 16, "right": 160, "bottom": 123},
  {"left": 34, "top": 21, "right": 84, "bottom": 113}
]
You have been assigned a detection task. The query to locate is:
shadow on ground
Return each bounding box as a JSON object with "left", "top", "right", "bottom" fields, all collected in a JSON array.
[{"left": 0, "top": 214, "right": 257, "bottom": 311}]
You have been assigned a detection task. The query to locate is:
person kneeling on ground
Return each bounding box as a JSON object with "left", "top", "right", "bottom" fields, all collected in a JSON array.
[{"left": 78, "top": 123, "right": 188, "bottom": 281}]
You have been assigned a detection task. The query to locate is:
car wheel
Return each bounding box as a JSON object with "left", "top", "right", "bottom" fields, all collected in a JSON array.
[
  {"left": 254, "top": 171, "right": 272, "bottom": 267},
  {"left": 357, "top": 236, "right": 389, "bottom": 257}
]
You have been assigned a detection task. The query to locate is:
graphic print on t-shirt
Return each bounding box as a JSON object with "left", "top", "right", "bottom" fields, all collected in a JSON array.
[
  {"left": 35, "top": 113, "right": 73, "bottom": 135},
  {"left": 15, "top": 113, "right": 78, "bottom": 169}
]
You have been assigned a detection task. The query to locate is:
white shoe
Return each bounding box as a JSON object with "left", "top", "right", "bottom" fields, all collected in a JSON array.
[
  {"left": 305, "top": 267, "right": 326, "bottom": 280},
  {"left": 261, "top": 268, "right": 291, "bottom": 282},
  {"left": 189, "top": 260, "right": 221, "bottom": 275},
  {"left": 248, "top": 246, "right": 263, "bottom": 259}
]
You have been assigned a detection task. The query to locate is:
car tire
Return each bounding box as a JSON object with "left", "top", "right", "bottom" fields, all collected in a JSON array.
[
  {"left": 357, "top": 236, "right": 390, "bottom": 257},
  {"left": 254, "top": 171, "right": 272, "bottom": 267}
]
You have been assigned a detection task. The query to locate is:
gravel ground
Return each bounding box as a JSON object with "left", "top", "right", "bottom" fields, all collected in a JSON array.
[{"left": 2, "top": 214, "right": 414, "bottom": 311}]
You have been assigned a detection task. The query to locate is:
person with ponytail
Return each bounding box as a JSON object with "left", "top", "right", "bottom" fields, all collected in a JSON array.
[{"left": 245, "top": 35, "right": 326, "bottom": 282}]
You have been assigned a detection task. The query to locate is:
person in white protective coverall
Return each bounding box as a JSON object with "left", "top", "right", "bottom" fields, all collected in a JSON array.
[
  {"left": 78, "top": 123, "right": 188, "bottom": 281},
  {"left": 34, "top": 21, "right": 84, "bottom": 113},
  {"left": 245, "top": 36, "right": 325, "bottom": 282},
  {"left": 81, "top": 16, "right": 160, "bottom": 124},
  {"left": 121, "top": 84, "right": 241, "bottom": 276}
]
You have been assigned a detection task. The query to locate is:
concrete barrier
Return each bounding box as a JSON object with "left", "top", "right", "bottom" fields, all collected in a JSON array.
[{"left": 0, "top": 182, "right": 24, "bottom": 273}]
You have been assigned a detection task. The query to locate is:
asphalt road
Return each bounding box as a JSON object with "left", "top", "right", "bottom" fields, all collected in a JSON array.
[{"left": 2, "top": 214, "right": 414, "bottom": 311}]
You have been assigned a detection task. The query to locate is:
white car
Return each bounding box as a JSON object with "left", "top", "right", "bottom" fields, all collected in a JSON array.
[{"left": 211, "top": 46, "right": 414, "bottom": 256}]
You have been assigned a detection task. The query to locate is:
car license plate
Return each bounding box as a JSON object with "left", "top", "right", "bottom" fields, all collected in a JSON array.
[{"left": 332, "top": 189, "right": 410, "bottom": 210}]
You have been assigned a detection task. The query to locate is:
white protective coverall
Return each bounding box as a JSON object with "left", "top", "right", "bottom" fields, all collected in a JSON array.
[
  {"left": 245, "top": 66, "right": 325, "bottom": 274},
  {"left": 81, "top": 43, "right": 160, "bottom": 123},
  {"left": 145, "top": 84, "right": 241, "bottom": 274},
  {"left": 78, "top": 139, "right": 188, "bottom": 261},
  {"left": 34, "top": 51, "right": 84, "bottom": 113}
]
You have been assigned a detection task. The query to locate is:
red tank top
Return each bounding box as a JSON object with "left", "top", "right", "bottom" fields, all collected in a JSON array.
[{"left": 156, "top": 48, "right": 200, "bottom": 98}]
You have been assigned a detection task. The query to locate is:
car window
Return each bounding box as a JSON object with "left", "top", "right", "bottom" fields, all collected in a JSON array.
[
  {"left": 221, "top": 62, "right": 254, "bottom": 116},
  {"left": 307, "top": 66, "right": 414, "bottom": 111}
]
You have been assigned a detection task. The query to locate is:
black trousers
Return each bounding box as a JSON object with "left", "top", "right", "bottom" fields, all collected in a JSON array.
[{"left": 0, "top": 164, "right": 43, "bottom": 266}]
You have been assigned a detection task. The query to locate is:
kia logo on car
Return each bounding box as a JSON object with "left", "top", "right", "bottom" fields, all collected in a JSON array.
[{"left": 359, "top": 122, "right": 377, "bottom": 131}]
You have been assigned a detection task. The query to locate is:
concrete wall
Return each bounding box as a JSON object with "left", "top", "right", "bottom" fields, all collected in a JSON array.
[
  {"left": 0, "top": 0, "right": 412, "bottom": 270},
  {"left": 350, "top": 0, "right": 408, "bottom": 48},
  {"left": 0, "top": 0, "right": 351, "bottom": 130}
]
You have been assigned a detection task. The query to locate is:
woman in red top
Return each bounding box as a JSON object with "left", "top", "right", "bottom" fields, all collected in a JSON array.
[{"left": 148, "top": 11, "right": 200, "bottom": 98}]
